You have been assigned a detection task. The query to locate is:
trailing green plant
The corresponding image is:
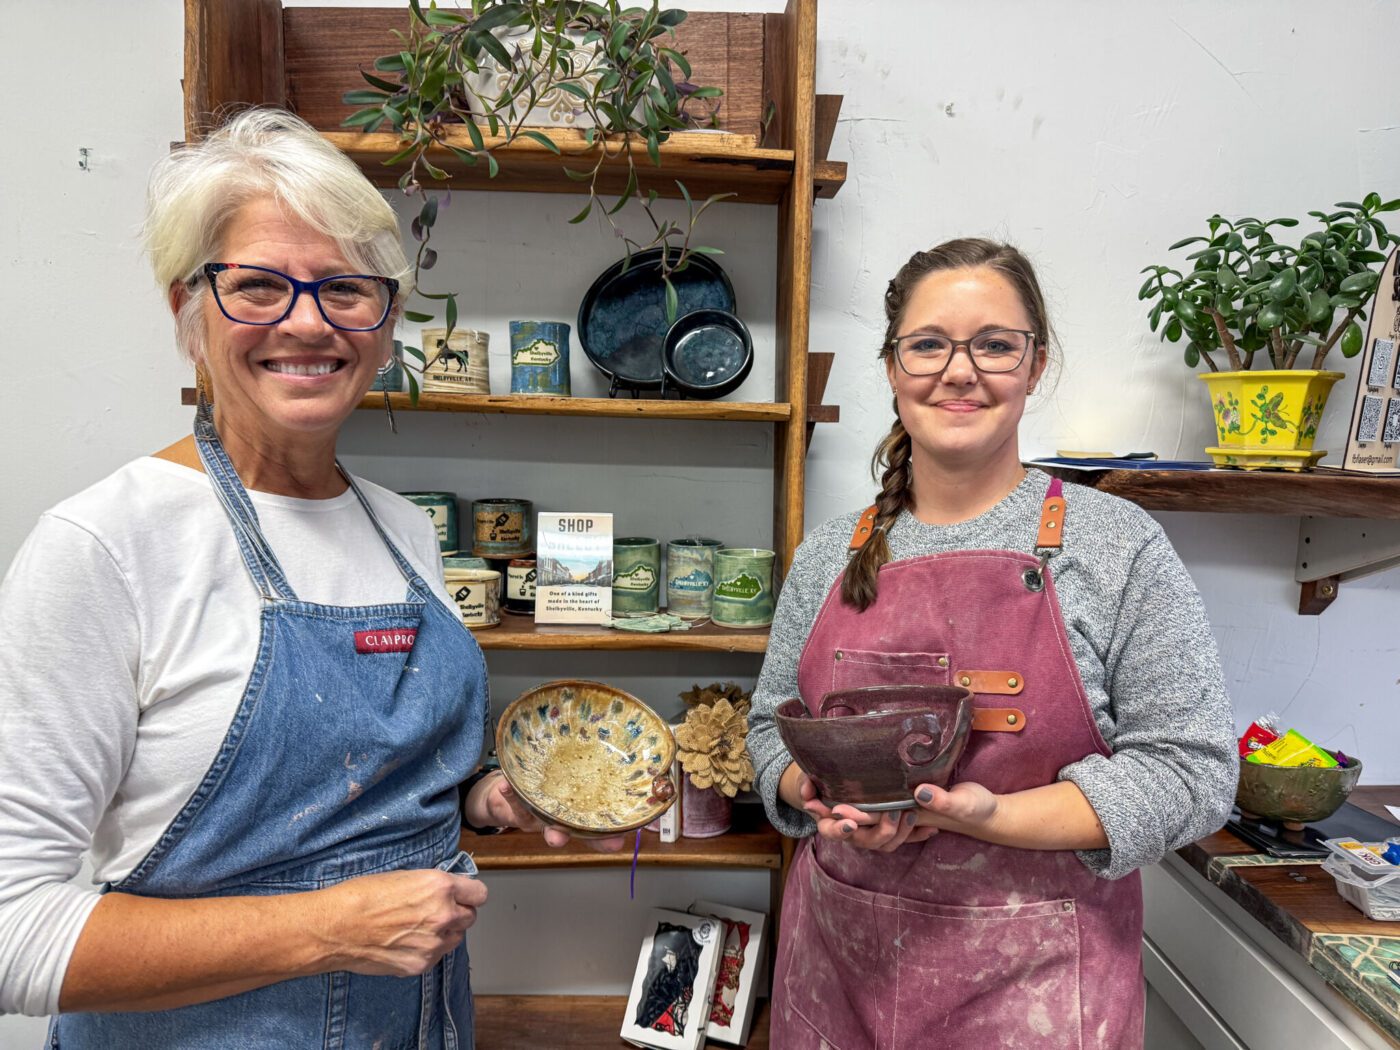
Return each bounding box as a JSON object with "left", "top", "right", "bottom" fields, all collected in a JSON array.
[
  {"left": 1140, "top": 193, "right": 1400, "bottom": 373},
  {"left": 343, "top": 0, "right": 731, "bottom": 399}
]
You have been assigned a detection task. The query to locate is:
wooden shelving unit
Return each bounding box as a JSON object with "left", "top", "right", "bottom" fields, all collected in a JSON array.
[
  {"left": 471, "top": 618, "right": 769, "bottom": 653},
  {"left": 184, "top": 0, "right": 835, "bottom": 1035}
]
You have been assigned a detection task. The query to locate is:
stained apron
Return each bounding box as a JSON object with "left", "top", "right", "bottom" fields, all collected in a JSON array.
[
  {"left": 51, "top": 399, "right": 487, "bottom": 1049},
  {"left": 772, "top": 482, "right": 1144, "bottom": 1050}
]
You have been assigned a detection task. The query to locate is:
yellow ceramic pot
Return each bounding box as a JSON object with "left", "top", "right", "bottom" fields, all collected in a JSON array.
[{"left": 1197, "top": 369, "right": 1344, "bottom": 470}]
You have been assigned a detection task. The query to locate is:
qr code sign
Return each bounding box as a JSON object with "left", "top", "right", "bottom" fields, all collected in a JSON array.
[
  {"left": 1357, "top": 395, "right": 1384, "bottom": 442},
  {"left": 1367, "top": 337, "right": 1396, "bottom": 389},
  {"left": 1385, "top": 399, "right": 1400, "bottom": 444}
]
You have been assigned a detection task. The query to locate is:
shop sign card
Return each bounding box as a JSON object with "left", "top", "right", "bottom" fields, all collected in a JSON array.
[
  {"left": 535, "top": 513, "right": 613, "bottom": 624},
  {"left": 620, "top": 909, "right": 722, "bottom": 1050},
  {"left": 688, "top": 900, "right": 766, "bottom": 1046}
]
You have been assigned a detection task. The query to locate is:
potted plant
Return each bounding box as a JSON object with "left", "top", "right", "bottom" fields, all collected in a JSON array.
[
  {"left": 343, "top": 0, "right": 728, "bottom": 401},
  {"left": 673, "top": 682, "right": 754, "bottom": 838},
  {"left": 1140, "top": 193, "right": 1400, "bottom": 469}
]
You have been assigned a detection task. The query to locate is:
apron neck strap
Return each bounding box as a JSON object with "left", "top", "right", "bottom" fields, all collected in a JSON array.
[{"left": 847, "top": 477, "right": 1067, "bottom": 554}]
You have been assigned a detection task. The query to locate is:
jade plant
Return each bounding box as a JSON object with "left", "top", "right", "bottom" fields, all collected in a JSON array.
[
  {"left": 344, "top": 0, "right": 729, "bottom": 399},
  {"left": 1140, "top": 193, "right": 1400, "bottom": 372}
]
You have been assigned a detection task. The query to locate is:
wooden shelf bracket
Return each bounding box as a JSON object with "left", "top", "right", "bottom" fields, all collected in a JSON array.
[{"left": 1295, "top": 516, "right": 1400, "bottom": 615}]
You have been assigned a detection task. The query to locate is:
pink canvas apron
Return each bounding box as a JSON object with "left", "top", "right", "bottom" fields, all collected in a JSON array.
[{"left": 772, "top": 481, "right": 1144, "bottom": 1049}]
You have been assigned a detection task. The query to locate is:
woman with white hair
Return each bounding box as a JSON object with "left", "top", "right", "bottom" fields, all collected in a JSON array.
[{"left": 0, "top": 108, "right": 598, "bottom": 1048}]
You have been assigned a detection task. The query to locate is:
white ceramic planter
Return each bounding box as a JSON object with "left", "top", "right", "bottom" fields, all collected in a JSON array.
[{"left": 465, "top": 27, "right": 608, "bottom": 129}]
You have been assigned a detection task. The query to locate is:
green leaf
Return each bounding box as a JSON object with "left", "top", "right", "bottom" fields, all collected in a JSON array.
[
  {"left": 1257, "top": 303, "right": 1284, "bottom": 329},
  {"left": 423, "top": 8, "right": 468, "bottom": 26},
  {"left": 1175, "top": 299, "right": 1198, "bottom": 324},
  {"left": 478, "top": 31, "right": 513, "bottom": 67},
  {"left": 657, "top": 9, "right": 687, "bottom": 27},
  {"left": 1339, "top": 272, "right": 1378, "bottom": 293},
  {"left": 563, "top": 165, "right": 594, "bottom": 181},
  {"left": 687, "top": 86, "right": 723, "bottom": 99},
  {"left": 1307, "top": 289, "right": 1331, "bottom": 324},
  {"left": 608, "top": 166, "right": 639, "bottom": 214},
  {"left": 1340, "top": 321, "right": 1364, "bottom": 358},
  {"left": 1266, "top": 267, "right": 1296, "bottom": 301},
  {"left": 661, "top": 46, "right": 691, "bottom": 79},
  {"left": 445, "top": 294, "right": 458, "bottom": 334},
  {"left": 556, "top": 80, "right": 593, "bottom": 101},
  {"left": 343, "top": 89, "right": 391, "bottom": 105},
  {"left": 1164, "top": 317, "right": 1182, "bottom": 342},
  {"left": 1148, "top": 300, "right": 1164, "bottom": 331},
  {"left": 463, "top": 118, "right": 486, "bottom": 152},
  {"left": 1375, "top": 198, "right": 1400, "bottom": 213},
  {"left": 406, "top": 371, "right": 420, "bottom": 406},
  {"left": 470, "top": 3, "right": 528, "bottom": 33},
  {"left": 401, "top": 343, "right": 427, "bottom": 364},
  {"left": 518, "top": 129, "right": 562, "bottom": 154},
  {"left": 404, "top": 310, "right": 434, "bottom": 324},
  {"left": 374, "top": 54, "right": 407, "bottom": 72},
  {"left": 1363, "top": 191, "right": 1382, "bottom": 211},
  {"left": 646, "top": 133, "right": 661, "bottom": 167},
  {"left": 688, "top": 245, "right": 724, "bottom": 255},
  {"left": 486, "top": 152, "right": 500, "bottom": 178},
  {"left": 664, "top": 276, "right": 679, "bottom": 323},
  {"left": 1184, "top": 343, "right": 1201, "bottom": 368},
  {"left": 569, "top": 200, "right": 594, "bottom": 224},
  {"left": 421, "top": 196, "right": 439, "bottom": 228}
]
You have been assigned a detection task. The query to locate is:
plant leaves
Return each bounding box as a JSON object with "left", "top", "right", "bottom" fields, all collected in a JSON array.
[
  {"left": 569, "top": 200, "right": 594, "bottom": 224},
  {"left": 664, "top": 276, "right": 679, "bottom": 323},
  {"left": 404, "top": 310, "right": 434, "bottom": 324},
  {"left": 518, "top": 129, "right": 562, "bottom": 154},
  {"left": 1340, "top": 321, "right": 1364, "bottom": 358}
]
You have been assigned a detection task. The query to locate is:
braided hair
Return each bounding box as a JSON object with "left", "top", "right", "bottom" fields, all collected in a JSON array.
[{"left": 840, "top": 238, "right": 1054, "bottom": 611}]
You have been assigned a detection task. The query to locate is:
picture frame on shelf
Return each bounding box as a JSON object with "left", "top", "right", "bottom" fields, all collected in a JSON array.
[
  {"left": 688, "top": 900, "right": 767, "bottom": 1047},
  {"left": 621, "top": 909, "right": 723, "bottom": 1050}
]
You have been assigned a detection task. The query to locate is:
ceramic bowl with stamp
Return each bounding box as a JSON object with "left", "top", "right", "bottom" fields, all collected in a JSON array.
[
  {"left": 1235, "top": 753, "right": 1363, "bottom": 829},
  {"left": 496, "top": 680, "right": 678, "bottom": 837},
  {"left": 774, "top": 685, "right": 974, "bottom": 812}
]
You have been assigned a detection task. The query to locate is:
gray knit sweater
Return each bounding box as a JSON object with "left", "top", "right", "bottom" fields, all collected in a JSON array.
[{"left": 749, "top": 469, "right": 1238, "bottom": 880}]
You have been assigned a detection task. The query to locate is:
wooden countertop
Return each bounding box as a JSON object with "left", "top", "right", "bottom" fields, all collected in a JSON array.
[{"left": 1177, "top": 786, "right": 1400, "bottom": 1044}]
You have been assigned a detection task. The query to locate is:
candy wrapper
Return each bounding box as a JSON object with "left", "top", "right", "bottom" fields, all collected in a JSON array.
[
  {"left": 1237, "top": 710, "right": 1282, "bottom": 758},
  {"left": 1245, "top": 729, "right": 1339, "bottom": 768}
]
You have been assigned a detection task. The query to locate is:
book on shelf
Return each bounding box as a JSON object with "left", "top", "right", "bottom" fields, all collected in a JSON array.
[{"left": 620, "top": 909, "right": 723, "bottom": 1050}]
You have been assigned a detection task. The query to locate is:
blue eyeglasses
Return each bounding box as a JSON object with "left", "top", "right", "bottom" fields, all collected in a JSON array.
[{"left": 200, "top": 263, "right": 399, "bottom": 332}]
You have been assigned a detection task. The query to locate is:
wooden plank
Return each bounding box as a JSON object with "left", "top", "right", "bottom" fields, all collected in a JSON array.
[
  {"left": 771, "top": 0, "right": 817, "bottom": 581},
  {"left": 283, "top": 8, "right": 764, "bottom": 137},
  {"left": 813, "top": 93, "right": 842, "bottom": 160},
  {"left": 184, "top": 0, "right": 286, "bottom": 139},
  {"left": 472, "top": 618, "right": 769, "bottom": 653},
  {"left": 1298, "top": 575, "right": 1341, "bottom": 615},
  {"left": 813, "top": 159, "right": 847, "bottom": 198},
  {"left": 474, "top": 996, "right": 770, "bottom": 1050},
  {"left": 183, "top": 387, "right": 793, "bottom": 422},
  {"left": 1039, "top": 467, "right": 1400, "bottom": 520},
  {"left": 460, "top": 804, "right": 781, "bottom": 870}
]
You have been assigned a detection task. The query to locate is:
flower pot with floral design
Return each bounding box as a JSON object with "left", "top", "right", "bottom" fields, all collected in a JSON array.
[{"left": 1198, "top": 369, "right": 1344, "bottom": 471}]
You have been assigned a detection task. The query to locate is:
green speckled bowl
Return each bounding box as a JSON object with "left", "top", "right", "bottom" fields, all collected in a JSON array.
[
  {"left": 1236, "top": 753, "right": 1362, "bottom": 828},
  {"left": 496, "top": 680, "right": 677, "bottom": 837}
]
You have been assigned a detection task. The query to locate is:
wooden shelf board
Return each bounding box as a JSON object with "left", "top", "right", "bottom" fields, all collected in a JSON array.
[
  {"left": 1038, "top": 466, "right": 1400, "bottom": 520},
  {"left": 460, "top": 804, "right": 781, "bottom": 870},
  {"left": 472, "top": 617, "right": 769, "bottom": 652},
  {"left": 319, "top": 127, "right": 846, "bottom": 204},
  {"left": 181, "top": 388, "right": 795, "bottom": 422},
  {"left": 475, "top": 995, "right": 770, "bottom": 1049}
]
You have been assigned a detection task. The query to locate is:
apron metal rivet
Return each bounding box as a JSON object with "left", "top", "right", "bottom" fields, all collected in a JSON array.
[
  {"left": 959, "top": 676, "right": 971, "bottom": 687},
  {"left": 1046, "top": 520, "right": 1057, "bottom": 529},
  {"left": 937, "top": 656, "right": 949, "bottom": 667},
  {"left": 1062, "top": 901, "right": 1073, "bottom": 912},
  {"left": 835, "top": 650, "right": 844, "bottom": 660},
  {"left": 1008, "top": 677, "right": 1019, "bottom": 688},
  {"left": 1049, "top": 503, "right": 1060, "bottom": 512},
  {"left": 1007, "top": 714, "right": 1017, "bottom": 725}
]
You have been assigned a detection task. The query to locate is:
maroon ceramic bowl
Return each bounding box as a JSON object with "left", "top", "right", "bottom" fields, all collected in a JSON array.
[{"left": 774, "top": 685, "right": 974, "bottom": 811}]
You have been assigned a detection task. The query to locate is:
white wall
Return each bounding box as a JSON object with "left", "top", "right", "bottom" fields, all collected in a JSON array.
[{"left": 3, "top": 0, "right": 1399, "bottom": 1042}]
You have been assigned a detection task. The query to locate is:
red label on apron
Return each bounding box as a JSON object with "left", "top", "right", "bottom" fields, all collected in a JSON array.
[{"left": 354, "top": 629, "right": 418, "bottom": 653}]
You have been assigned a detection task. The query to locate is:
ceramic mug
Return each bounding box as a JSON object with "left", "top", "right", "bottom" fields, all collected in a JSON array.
[
  {"left": 711, "top": 547, "right": 775, "bottom": 628},
  {"left": 505, "top": 557, "right": 537, "bottom": 615},
  {"left": 471, "top": 498, "right": 533, "bottom": 558},
  {"left": 443, "top": 567, "right": 501, "bottom": 629},
  {"left": 422, "top": 327, "right": 490, "bottom": 394},
  {"left": 510, "top": 320, "right": 571, "bottom": 396},
  {"left": 665, "top": 537, "right": 723, "bottom": 619},
  {"left": 612, "top": 537, "right": 661, "bottom": 617},
  {"left": 400, "top": 491, "right": 458, "bottom": 553}
]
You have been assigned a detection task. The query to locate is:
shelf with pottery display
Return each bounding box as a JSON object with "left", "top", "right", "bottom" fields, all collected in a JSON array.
[
  {"left": 471, "top": 619, "right": 768, "bottom": 653},
  {"left": 458, "top": 803, "right": 781, "bottom": 870},
  {"left": 475, "top": 995, "right": 770, "bottom": 1049}
]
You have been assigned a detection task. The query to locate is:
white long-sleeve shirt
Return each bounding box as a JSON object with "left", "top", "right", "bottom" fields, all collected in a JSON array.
[{"left": 0, "top": 457, "right": 453, "bottom": 1017}]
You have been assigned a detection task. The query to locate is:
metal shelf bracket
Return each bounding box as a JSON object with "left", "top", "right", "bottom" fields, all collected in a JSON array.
[{"left": 1295, "top": 516, "right": 1400, "bottom": 614}]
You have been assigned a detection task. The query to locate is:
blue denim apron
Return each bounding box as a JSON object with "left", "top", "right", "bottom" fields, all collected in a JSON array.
[{"left": 50, "top": 400, "right": 487, "bottom": 1049}]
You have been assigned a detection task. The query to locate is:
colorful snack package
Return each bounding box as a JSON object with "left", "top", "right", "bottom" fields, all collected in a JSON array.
[
  {"left": 1245, "top": 729, "right": 1339, "bottom": 768},
  {"left": 1238, "top": 718, "right": 1280, "bottom": 758}
]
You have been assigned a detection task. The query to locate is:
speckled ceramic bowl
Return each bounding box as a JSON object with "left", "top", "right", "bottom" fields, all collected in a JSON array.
[
  {"left": 775, "top": 685, "right": 974, "bottom": 811},
  {"left": 1236, "top": 753, "right": 1362, "bottom": 829},
  {"left": 496, "top": 680, "right": 677, "bottom": 837}
]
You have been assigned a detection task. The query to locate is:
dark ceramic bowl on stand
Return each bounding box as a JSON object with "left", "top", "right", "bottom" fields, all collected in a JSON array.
[
  {"left": 775, "top": 685, "right": 974, "bottom": 811},
  {"left": 1235, "top": 752, "right": 1363, "bottom": 830},
  {"left": 661, "top": 309, "right": 753, "bottom": 400}
]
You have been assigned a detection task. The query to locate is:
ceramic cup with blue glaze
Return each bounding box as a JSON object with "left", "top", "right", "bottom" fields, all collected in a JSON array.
[
  {"left": 510, "top": 320, "right": 571, "bottom": 396},
  {"left": 712, "top": 547, "right": 776, "bottom": 628},
  {"left": 612, "top": 537, "right": 661, "bottom": 617},
  {"left": 666, "top": 537, "right": 723, "bottom": 619}
]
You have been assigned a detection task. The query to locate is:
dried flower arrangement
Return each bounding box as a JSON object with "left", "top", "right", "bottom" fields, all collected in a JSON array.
[{"left": 673, "top": 682, "right": 754, "bottom": 798}]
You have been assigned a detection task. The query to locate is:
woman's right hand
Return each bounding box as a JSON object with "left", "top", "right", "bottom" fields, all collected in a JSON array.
[
  {"left": 779, "top": 762, "right": 934, "bottom": 853},
  {"left": 311, "top": 868, "right": 487, "bottom": 977}
]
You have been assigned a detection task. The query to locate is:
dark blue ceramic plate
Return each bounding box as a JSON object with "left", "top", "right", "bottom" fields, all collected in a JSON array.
[
  {"left": 577, "top": 248, "right": 736, "bottom": 394},
  {"left": 662, "top": 309, "right": 753, "bottom": 399}
]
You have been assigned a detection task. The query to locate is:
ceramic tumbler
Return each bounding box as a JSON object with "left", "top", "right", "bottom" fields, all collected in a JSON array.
[
  {"left": 711, "top": 547, "right": 776, "bottom": 628},
  {"left": 471, "top": 498, "right": 533, "bottom": 558},
  {"left": 422, "top": 327, "right": 490, "bottom": 394},
  {"left": 442, "top": 566, "right": 501, "bottom": 629},
  {"left": 505, "top": 558, "right": 537, "bottom": 615},
  {"left": 612, "top": 537, "right": 661, "bottom": 617},
  {"left": 665, "top": 537, "right": 723, "bottom": 619},
  {"left": 510, "top": 320, "right": 571, "bottom": 396},
  {"left": 400, "top": 491, "right": 458, "bottom": 553}
]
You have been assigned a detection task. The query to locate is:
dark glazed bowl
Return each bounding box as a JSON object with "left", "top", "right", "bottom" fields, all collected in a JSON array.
[
  {"left": 1235, "top": 753, "right": 1362, "bottom": 829},
  {"left": 661, "top": 309, "right": 754, "bottom": 399},
  {"left": 775, "top": 685, "right": 974, "bottom": 811}
]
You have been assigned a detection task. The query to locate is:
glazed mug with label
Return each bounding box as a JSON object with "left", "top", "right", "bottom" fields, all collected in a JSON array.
[
  {"left": 612, "top": 537, "right": 660, "bottom": 617},
  {"left": 711, "top": 547, "right": 775, "bottom": 628}
]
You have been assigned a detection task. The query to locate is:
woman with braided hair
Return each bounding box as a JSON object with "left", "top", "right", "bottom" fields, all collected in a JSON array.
[{"left": 748, "top": 238, "right": 1236, "bottom": 1049}]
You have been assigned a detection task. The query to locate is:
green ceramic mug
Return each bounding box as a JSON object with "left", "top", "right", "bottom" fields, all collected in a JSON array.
[
  {"left": 666, "top": 538, "right": 723, "bottom": 619},
  {"left": 612, "top": 537, "right": 661, "bottom": 617},
  {"left": 711, "top": 547, "right": 776, "bottom": 628}
]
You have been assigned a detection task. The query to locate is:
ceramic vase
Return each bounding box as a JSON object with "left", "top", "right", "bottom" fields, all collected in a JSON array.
[
  {"left": 612, "top": 537, "right": 661, "bottom": 617},
  {"left": 665, "top": 537, "right": 723, "bottom": 619},
  {"left": 681, "top": 773, "right": 732, "bottom": 838},
  {"left": 1198, "top": 369, "right": 1344, "bottom": 470},
  {"left": 510, "top": 320, "right": 571, "bottom": 396},
  {"left": 711, "top": 547, "right": 776, "bottom": 628}
]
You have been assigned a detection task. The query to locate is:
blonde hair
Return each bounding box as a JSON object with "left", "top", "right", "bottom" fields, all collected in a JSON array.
[
  {"left": 143, "top": 108, "right": 411, "bottom": 362},
  {"left": 840, "top": 238, "right": 1055, "bottom": 611}
]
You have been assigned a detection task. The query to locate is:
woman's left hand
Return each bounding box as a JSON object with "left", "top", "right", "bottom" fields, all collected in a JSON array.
[
  {"left": 909, "top": 780, "right": 1000, "bottom": 834},
  {"left": 476, "top": 773, "right": 628, "bottom": 852}
]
